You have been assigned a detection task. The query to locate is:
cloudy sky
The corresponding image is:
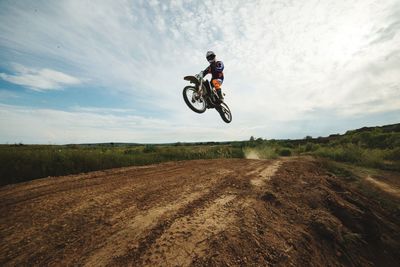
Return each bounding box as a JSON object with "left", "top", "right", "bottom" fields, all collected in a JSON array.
[{"left": 0, "top": 0, "right": 399, "bottom": 144}]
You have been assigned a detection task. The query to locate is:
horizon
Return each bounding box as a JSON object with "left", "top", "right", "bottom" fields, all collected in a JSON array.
[
  {"left": 2, "top": 122, "right": 398, "bottom": 145},
  {"left": 1, "top": 1, "right": 399, "bottom": 144}
]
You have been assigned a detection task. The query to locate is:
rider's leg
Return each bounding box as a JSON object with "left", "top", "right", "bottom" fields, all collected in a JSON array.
[{"left": 211, "top": 79, "right": 224, "bottom": 101}]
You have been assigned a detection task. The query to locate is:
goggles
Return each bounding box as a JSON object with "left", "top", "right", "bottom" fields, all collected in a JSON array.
[{"left": 207, "top": 54, "right": 216, "bottom": 61}]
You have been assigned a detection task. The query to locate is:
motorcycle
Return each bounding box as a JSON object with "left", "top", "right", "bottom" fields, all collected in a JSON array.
[{"left": 182, "top": 75, "right": 232, "bottom": 123}]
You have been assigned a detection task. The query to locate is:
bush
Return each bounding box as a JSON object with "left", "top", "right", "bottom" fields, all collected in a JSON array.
[
  {"left": 362, "top": 149, "right": 385, "bottom": 169},
  {"left": 386, "top": 147, "right": 400, "bottom": 161},
  {"left": 143, "top": 145, "right": 158, "bottom": 153},
  {"left": 0, "top": 144, "right": 244, "bottom": 186},
  {"left": 305, "top": 142, "right": 319, "bottom": 152},
  {"left": 312, "top": 145, "right": 399, "bottom": 170},
  {"left": 278, "top": 148, "right": 292, "bottom": 156},
  {"left": 314, "top": 145, "right": 361, "bottom": 163}
]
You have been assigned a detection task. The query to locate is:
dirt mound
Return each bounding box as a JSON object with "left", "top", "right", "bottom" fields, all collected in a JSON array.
[{"left": 1, "top": 158, "right": 399, "bottom": 266}]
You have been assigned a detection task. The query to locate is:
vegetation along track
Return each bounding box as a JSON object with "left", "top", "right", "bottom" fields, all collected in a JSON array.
[{"left": 1, "top": 158, "right": 399, "bottom": 266}]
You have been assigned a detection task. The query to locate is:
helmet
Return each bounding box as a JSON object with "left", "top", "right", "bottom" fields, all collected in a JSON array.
[
  {"left": 206, "top": 51, "right": 216, "bottom": 63},
  {"left": 215, "top": 61, "right": 224, "bottom": 72}
]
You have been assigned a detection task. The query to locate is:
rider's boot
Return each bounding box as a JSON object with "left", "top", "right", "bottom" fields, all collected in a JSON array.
[{"left": 217, "top": 89, "right": 224, "bottom": 102}]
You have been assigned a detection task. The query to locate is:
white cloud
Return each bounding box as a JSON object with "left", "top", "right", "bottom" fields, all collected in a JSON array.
[
  {"left": 71, "top": 106, "right": 137, "bottom": 114},
  {"left": 0, "top": 90, "right": 19, "bottom": 99},
  {"left": 0, "top": 64, "right": 81, "bottom": 91},
  {"left": 0, "top": 0, "right": 399, "bottom": 142},
  {"left": 0, "top": 103, "right": 241, "bottom": 144}
]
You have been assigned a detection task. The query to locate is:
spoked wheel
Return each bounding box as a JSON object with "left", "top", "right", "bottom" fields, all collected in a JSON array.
[
  {"left": 217, "top": 102, "right": 232, "bottom": 123},
  {"left": 183, "top": 86, "right": 206, "bottom": 113}
]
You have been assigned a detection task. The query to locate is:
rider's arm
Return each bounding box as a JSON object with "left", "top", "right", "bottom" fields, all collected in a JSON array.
[{"left": 203, "top": 66, "right": 211, "bottom": 76}]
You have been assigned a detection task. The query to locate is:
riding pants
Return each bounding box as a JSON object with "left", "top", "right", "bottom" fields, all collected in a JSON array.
[{"left": 211, "top": 79, "right": 223, "bottom": 91}]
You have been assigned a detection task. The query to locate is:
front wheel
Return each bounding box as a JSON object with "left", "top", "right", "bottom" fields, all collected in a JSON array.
[
  {"left": 217, "top": 102, "right": 232, "bottom": 123},
  {"left": 183, "top": 86, "right": 206, "bottom": 113}
]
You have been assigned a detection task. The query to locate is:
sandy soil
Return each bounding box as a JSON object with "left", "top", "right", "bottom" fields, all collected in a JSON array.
[
  {"left": 365, "top": 176, "right": 400, "bottom": 198},
  {"left": 1, "top": 158, "right": 399, "bottom": 266}
]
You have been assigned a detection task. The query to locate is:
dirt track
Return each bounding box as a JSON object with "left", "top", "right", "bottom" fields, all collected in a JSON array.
[{"left": 1, "top": 158, "right": 399, "bottom": 266}]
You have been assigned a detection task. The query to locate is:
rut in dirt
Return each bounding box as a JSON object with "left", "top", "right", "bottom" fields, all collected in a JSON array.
[{"left": 1, "top": 158, "right": 399, "bottom": 266}]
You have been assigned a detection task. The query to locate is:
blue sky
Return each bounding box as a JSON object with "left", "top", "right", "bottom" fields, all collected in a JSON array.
[{"left": 0, "top": 0, "right": 399, "bottom": 144}]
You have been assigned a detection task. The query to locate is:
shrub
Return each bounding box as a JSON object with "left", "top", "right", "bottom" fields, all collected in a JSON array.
[
  {"left": 278, "top": 148, "right": 292, "bottom": 156},
  {"left": 305, "top": 142, "right": 319, "bottom": 152},
  {"left": 0, "top": 144, "right": 245, "bottom": 186},
  {"left": 362, "top": 149, "right": 385, "bottom": 169},
  {"left": 386, "top": 147, "right": 400, "bottom": 161},
  {"left": 143, "top": 145, "right": 157, "bottom": 153}
]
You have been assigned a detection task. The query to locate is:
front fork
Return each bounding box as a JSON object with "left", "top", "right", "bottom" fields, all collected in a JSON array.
[
  {"left": 198, "top": 79, "right": 204, "bottom": 96},
  {"left": 193, "top": 78, "right": 204, "bottom": 101}
]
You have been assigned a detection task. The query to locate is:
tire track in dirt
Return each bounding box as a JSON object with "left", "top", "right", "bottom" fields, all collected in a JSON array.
[
  {"left": 83, "top": 191, "right": 204, "bottom": 266},
  {"left": 113, "top": 159, "right": 281, "bottom": 266},
  {"left": 0, "top": 159, "right": 284, "bottom": 266},
  {"left": 1, "top": 160, "right": 235, "bottom": 266},
  {"left": 0, "top": 163, "right": 189, "bottom": 207},
  {"left": 111, "top": 173, "right": 238, "bottom": 266},
  {"left": 0, "top": 171, "right": 160, "bottom": 258},
  {"left": 250, "top": 160, "right": 282, "bottom": 188},
  {"left": 365, "top": 175, "right": 400, "bottom": 198},
  {"left": 3, "top": 158, "right": 398, "bottom": 266},
  {"left": 141, "top": 194, "right": 238, "bottom": 266},
  {"left": 54, "top": 166, "right": 234, "bottom": 266}
]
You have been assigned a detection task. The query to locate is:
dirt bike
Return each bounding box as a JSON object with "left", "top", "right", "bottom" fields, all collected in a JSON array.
[{"left": 182, "top": 75, "right": 232, "bottom": 123}]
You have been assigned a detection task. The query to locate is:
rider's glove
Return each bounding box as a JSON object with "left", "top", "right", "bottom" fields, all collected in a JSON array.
[{"left": 195, "top": 71, "right": 203, "bottom": 80}]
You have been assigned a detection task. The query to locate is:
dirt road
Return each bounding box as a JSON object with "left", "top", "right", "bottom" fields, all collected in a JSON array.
[{"left": 1, "top": 158, "right": 399, "bottom": 266}]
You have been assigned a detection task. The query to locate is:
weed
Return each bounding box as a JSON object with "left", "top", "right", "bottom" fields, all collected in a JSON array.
[{"left": 0, "top": 144, "right": 244, "bottom": 186}]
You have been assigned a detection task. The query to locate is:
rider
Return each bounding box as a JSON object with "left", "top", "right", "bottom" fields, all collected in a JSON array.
[{"left": 198, "top": 51, "right": 224, "bottom": 101}]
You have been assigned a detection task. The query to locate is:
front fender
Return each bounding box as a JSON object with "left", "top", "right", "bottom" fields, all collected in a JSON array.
[{"left": 184, "top": 76, "right": 200, "bottom": 86}]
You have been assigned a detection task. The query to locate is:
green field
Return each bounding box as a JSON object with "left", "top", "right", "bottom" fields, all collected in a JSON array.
[
  {"left": 0, "top": 143, "right": 244, "bottom": 186},
  {"left": 1, "top": 123, "right": 399, "bottom": 186},
  {"left": 248, "top": 123, "right": 400, "bottom": 171}
]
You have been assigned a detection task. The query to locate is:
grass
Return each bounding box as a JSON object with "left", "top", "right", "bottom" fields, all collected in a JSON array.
[
  {"left": 311, "top": 145, "right": 399, "bottom": 171},
  {"left": 2, "top": 123, "right": 398, "bottom": 186},
  {"left": 245, "top": 125, "right": 400, "bottom": 171},
  {"left": 0, "top": 144, "right": 244, "bottom": 186}
]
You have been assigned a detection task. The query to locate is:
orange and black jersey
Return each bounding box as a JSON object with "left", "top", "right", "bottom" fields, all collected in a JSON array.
[{"left": 203, "top": 61, "right": 224, "bottom": 81}]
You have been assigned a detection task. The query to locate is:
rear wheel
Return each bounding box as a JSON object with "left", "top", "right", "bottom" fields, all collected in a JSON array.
[
  {"left": 217, "top": 102, "right": 232, "bottom": 123},
  {"left": 183, "top": 86, "right": 206, "bottom": 113}
]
